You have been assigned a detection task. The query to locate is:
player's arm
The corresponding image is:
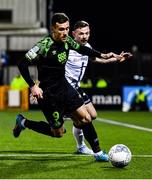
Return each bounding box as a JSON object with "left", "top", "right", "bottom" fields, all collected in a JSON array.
[
  {"left": 101, "top": 52, "right": 132, "bottom": 60},
  {"left": 93, "top": 57, "right": 118, "bottom": 63},
  {"left": 18, "top": 46, "right": 43, "bottom": 99},
  {"left": 67, "top": 36, "right": 120, "bottom": 58},
  {"left": 17, "top": 57, "right": 35, "bottom": 88},
  {"left": 78, "top": 46, "right": 132, "bottom": 62},
  {"left": 67, "top": 36, "right": 132, "bottom": 60},
  {"left": 67, "top": 36, "right": 101, "bottom": 58},
  {"left": 92, "top": 51, "right": 133, "bottom": 64},
  {"left": 101, "top": 52, "right": 117, "bottom": 59}
]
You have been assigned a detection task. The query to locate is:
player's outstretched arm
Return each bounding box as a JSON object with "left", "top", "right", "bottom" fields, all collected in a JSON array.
[
  {"left": 94, "top": 57, "right": 118, "bottom": 63},
  {"left": 101, "top": 52, "right": 120, "bottom": 59},
  {"left": 94, "top": 51, "right": 133, "bottom": 64}
]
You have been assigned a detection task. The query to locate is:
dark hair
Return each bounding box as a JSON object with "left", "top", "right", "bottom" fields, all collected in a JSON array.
[
  {"left": 73, "top": 20, "right": 89, "bottom": 31},
  {"left": 51, "top": 12, "right": 69, "bottom": 26}
]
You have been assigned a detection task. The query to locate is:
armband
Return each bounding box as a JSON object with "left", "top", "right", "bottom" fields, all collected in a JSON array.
[{"left": 25, "top": 46, "right": 40, "bottom": 61}]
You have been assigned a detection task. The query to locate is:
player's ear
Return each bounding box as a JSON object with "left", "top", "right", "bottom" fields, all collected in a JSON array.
[
  {"left": 51, "top": 26, "right": 55, "bottom": 33},
  {"left": 72, "top": 31, "right": 76, "bottom": 38}
]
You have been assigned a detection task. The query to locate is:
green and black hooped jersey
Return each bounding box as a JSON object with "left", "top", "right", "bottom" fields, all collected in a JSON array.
[{"left": 18, "top": 35, "right": 101, "bottom": 89}]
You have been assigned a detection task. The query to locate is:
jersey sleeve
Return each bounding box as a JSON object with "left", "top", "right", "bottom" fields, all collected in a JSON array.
[
  {"left": 25, "top": 35, "right": 54, "bottom": 62},
  {"left": 17, "top": 57, "right": 35, "bottom": 87},
  {"left": 66, "top": 36, "right": 101, "bottom": 58},
  {"left": 17, "top": 36, "right": 54, "bottom": 88},
  {"left": 17, "top": 40, "right": 42, "bottom": 88}
]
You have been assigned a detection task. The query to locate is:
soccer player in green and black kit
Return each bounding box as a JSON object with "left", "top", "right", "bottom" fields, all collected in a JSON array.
[{"left": 13, "top": 13, "right": 128, "bottom": 161}]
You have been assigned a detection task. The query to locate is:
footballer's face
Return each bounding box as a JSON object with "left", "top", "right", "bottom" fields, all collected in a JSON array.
[
  {"left": 72, "top": 26, "right": 90, "bottom": 45},
  {"left": 51, "top": 21, "right": 70, "bottom": 42}
]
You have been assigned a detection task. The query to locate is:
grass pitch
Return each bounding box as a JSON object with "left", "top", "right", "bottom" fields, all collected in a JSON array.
[{"left": 0, "top": 110, "right": 152, "bottom": 179}]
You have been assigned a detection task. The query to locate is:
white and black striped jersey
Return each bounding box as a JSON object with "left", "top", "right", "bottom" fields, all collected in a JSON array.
[{"left": 65, "top": 43, "right": 91, "bottom": 88}]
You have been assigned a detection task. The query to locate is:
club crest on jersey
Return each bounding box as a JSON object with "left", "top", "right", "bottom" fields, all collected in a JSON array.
[{"left": 57, "top": 51, "right": 67, "bottom": 64}]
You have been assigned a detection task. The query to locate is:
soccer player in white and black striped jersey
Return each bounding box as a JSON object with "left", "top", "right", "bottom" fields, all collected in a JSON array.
[{"left": 65, "top": 20, "right": 132, "bottom": 159}]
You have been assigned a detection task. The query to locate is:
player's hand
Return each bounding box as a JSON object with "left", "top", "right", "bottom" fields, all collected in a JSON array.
[
  {"left": 30, "top": 93, "right": 38, "bottom": 103},
  {"left": 120, "top": 51, "right": 133, "bottom": 58},
  {"left": 118, "top": 51, "right": 133, "bottom": 62},
  {"left": 30, "top": 84, "right": 43, "bottom": 99}
]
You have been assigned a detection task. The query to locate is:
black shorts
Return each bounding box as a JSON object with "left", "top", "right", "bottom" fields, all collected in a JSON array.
[
  {"left": 76, "top": 87, "right": 91, "bottom": 105},
  {"left": 38, "top": 81, "right": 84, "bottom": 129}
]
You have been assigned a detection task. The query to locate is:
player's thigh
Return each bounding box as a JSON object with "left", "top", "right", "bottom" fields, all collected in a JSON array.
[
  {"left": 76, "top": 87, "right": 97, "bottom": 120},
  {"left": 42, "top": 106, "right": 65, "bottom": 137},
  {"left": 38, "top": 96, "right": 64, "bottom": 129}
]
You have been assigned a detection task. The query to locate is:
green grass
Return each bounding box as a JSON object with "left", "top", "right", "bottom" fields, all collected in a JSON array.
[{"left": 0, "top": 110, "right": 152, "bottom": 179}]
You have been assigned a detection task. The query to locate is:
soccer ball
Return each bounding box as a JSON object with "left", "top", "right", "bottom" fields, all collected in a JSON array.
[{"left": 108, "top": 144, "right": 132, "bottom": 168}]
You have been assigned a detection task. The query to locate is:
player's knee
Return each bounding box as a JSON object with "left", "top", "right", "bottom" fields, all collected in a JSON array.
[
  {"left": 84, "top": 113, "right": 92, "bottom": 123},
  {"left": 79, "top": 111, "right": 91, "bottom": 123},
  {"left": 72, "top": 108, "right": 92, "bottom": 126},
  {"left": 51, "top": 126, "right": 65, "bottom": 138},
  {"left": 52, "top": 131, "right": 64, "bottom": 138},
  {"left": 81, "top": 113, "right": 92, "bottom": 124},
  {"left": 54, "top": 133, "right": 63, "bottom": 138}
]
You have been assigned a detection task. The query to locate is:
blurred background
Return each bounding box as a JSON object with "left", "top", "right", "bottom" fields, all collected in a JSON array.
[{"left": 0, "top": 0, "right": 152, "bottom": 111}]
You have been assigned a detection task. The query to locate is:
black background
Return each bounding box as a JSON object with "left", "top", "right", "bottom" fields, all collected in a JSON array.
[{"left": 53, "top": 0, "right": 152, "bottom": 53}]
